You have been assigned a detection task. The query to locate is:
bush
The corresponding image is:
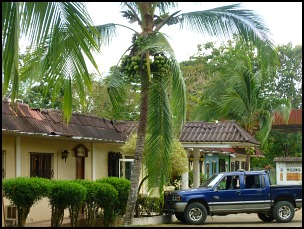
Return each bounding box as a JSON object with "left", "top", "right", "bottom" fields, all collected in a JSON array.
[
  {"left": 2, "top": 177, "right": 50, "bottom": 227},
  {"left": 96, "top": 177, "right": 130, "bottom": 216},
  {"left": 47, "top": 180, "right": 86, "bottom": 227},
  {"left": 136, "top": 196, "right": 163, "bottom": 216},
  {"left": 73, "top": 179, "right": 105, "bottom": 226},
  {"left": 95, "top": 182, "right": 118, "bottom": 227}
]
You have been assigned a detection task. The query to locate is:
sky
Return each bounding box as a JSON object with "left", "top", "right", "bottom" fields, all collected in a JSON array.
[{"left": 84, "top": 2, "right": 302, "bottom": 76}]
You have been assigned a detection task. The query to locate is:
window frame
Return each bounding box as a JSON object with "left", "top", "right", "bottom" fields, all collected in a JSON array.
[
  {"left": 30, "top": 152, "right": 54, "bottom": 179},
  {"left": 2, "top": 150, "right": 6, "bottom": 179}
]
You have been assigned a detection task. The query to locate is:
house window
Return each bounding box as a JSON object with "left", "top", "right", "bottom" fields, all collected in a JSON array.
[
  {"left": 241, "top": 161, "right": 245, "bottom": 170},
  {"left": 108, "top": 151, "right": 122, "bottom": 177},
  {"left": 235, "top": 161, "right": 240, "bottom": 170},
  {"left": 119, "top": 158, "right": 134, "bottom": 180},
  {"left": 2, "top": 150, "right": 6, "bottom": 179},
  {"left": 231, "top": 162, "right": 235, "bottom": 171},
  {"left": 219, "top": 159, "right": 225, "bottom": 172},
  {"left": 30, "top": 153, "right": 54, "bottom": 179}
]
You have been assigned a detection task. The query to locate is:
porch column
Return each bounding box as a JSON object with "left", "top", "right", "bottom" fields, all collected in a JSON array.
[
  {"left": 181, "top": 172, "right": 189, "bottom": 189},
  {"left": 92, "top": 143, "right": 96, "bottom": 181},
  {"left": 193, "top": 148, "right": 200, "bottom": 188},
  {"left": 15, "top": 136, "right": 21, "bottom": 177},
  {"left": 181, "top": 150, "right": 190, "bottom": 189}
]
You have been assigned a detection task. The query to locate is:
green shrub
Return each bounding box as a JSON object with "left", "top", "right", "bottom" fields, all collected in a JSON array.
[
  {"left": 95, "top": 182, "right": 118, "bottom": 227},
  {"left": 2, "top": 177, "right": 50, "bottom": 227},
  {"left": 96, "top": 177, "right": 130, "bottom": 216},
  {"left": 47, "top": 180, "right": 86, "bottom": 227},
  {"left": 73, "top": 179, "right": 104, "bottom": 226},
  {"left": 66, "top": 182, "right": 87, "bottom": 227},
  {"left": 136, "top": 196, "right": 163, "bottom": 216}
]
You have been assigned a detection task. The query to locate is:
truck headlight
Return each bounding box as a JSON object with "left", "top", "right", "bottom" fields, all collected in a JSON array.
[{"left": 172, "top": 195, "right": 181, "bottom": 201}]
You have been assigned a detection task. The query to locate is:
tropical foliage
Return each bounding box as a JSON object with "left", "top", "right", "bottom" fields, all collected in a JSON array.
[
  {"left": 94, "top": 3, "right": 275, "bottom": 225},
  {"left": 2, "top": 2, "right": 101, "bottom": 122},
  {"left": 192, "top": 36, "right": 291, "bottom": 170},
  {"left": 3, "top": 2, "right": 276, "bottom": 225}
]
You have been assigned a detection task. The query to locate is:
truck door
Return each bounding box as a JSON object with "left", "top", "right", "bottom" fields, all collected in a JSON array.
[
  {"left": 242, "top": 174, "right": 268, "bottom": 210},
  {"left": 211, "top": 175, "right": 243, "bottom": 213}
]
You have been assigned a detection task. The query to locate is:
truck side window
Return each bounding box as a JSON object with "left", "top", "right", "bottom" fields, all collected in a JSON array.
[
  {"left": 261, "top": 175, "right": 266, "bottom": 188},
  {"left": 245, "top": 175, "right": 261, "bottom": 189}
]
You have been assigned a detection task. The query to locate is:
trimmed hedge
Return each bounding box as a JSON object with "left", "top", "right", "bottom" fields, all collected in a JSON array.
[
  {"left": 96, "top": 177, "right": 130, "bottom": 216},
  {"left": 2, "top": 177, "right": 51, "bottom": 227}
]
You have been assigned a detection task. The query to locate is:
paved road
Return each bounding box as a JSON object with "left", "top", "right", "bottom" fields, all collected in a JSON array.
[{"left": 143, "top": 208, "right": 302, "bottom": 227}]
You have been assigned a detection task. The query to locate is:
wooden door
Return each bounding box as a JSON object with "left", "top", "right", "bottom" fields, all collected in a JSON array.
[
  {"left": 76, "top": 157, "right": 85, "bottom": 217},
  {"left": 76, "top": 157, "right": 85, "bottom": 179}
]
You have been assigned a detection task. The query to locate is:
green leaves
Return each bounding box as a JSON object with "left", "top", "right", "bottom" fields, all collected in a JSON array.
[{"left": 2, "top": 2, "right": 100, "bottom": 122}]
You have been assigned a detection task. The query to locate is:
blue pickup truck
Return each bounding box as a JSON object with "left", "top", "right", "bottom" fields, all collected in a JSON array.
[{"left": 163, "top": 170, "right": 302, "bottom": 225}]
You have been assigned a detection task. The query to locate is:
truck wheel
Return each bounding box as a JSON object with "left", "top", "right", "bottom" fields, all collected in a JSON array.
[
  {"left": 175, "top": 212, "right": 186, "bottom": 223},
  {"left": 184, "top": 202, "right": 207, "bottom": 225},
  {"left": 272, "top": 201, "right": 295, "bottom": 223},
  {"left": 257, "top": 213, "right": 274, "bottom": 222}
]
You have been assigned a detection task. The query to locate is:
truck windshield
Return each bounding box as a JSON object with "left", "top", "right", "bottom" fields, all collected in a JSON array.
[{"left": 200, "top": 174, "right": 224, "bottom": 188}]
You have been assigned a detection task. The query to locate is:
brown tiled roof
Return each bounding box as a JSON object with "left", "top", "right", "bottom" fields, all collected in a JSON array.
[
  {"left": 179, "top": 121, "right": 260, "bottom": 145},
  {"left": 2, "top": 100, "right": 260, "bottom": 149},
  {"left": 2, "top": 100, "right": 127, "bottom": 143},
  {"left": 273, "top": 157, "right": 302, "bottom": 162}
]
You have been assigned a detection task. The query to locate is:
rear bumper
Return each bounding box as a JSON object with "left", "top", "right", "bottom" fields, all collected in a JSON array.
[{"left": 295, "top": 199, "right": 302, "bottom": 208}]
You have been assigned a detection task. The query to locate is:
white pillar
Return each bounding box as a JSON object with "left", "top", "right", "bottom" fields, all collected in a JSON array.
[
  {"left": 92, "top": 143, "right": 96, "bottom": 181},
  {"left": 181, "top": 172, "right": 189, "bottom": 189},
  {"left": 181, "top": 150, "right": 191, "bottom": 189},
  {"left": 15, "top": 136, "right": 21, "bottom": 177},
  {"left": 193, "top": 148, "right": 200, "bottom": 188}
]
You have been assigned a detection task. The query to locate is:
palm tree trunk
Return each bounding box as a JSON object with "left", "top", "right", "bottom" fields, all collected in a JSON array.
[{"left": 123, "top": 72, "right": 150, "bottom": 226}]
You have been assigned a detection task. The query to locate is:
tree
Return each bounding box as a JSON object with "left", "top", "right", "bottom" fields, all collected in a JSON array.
[
  {"left": 2, "top": 2, "right": 101, "bottom": 123},
  {"left": 3, "top": 2, "right": 276, "bottom": 225},
  {"left": 275, "top": 43, "right": 302, "bottom": 108},
  {"left": 192, "top": 36, "right": 291, "bottom": 171},
  {"left": 94, "top": 2, "right": 275, "bottom": 225}
]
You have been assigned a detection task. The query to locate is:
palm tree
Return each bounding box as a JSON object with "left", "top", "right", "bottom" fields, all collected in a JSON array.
[
  {"left": 2, "top": 2, "right": 101, "bottom": 123},
  {"left": 95, "top": 2, "right": 276, "bottom": 225},
  {"left": 2, "top": 2, "right": 278, "bottom": 226},
  {"left": 192, "top": 36, "right": 291, "bottom": 171}
]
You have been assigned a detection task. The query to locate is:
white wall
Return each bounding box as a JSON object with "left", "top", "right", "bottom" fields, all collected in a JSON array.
[{"left": 275, "top": 162, "right": 302, "bottom": 185}]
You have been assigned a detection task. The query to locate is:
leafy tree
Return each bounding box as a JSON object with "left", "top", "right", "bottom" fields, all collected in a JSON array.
[
  {"left": 2, "top": 2, "right": 100, "bottom": 122},
  {"left": 275, "top": 43, "right": 302, "bottom": 108},
  {"left": 252, "top": 130, "right": 302, "bottom": 168},
  {"left": 192, "top": 36, "right": 291, "bottom": 170},
  {"left": 95, "top": 3, "right": 275, "bottom": 225}
]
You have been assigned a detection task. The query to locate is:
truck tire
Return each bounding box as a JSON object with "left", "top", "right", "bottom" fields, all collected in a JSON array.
[
  {"left": 174, "top": 212, "right": 186, "bottom": 223},
  {"left": 272, "top": 201, "right": 295, "bottom": 223},
  {"left": 184, "top": 202, "right": 207, "bottom": 225},
  {"left": 257, "top": 213, "right": 274, "bottom": 222}
]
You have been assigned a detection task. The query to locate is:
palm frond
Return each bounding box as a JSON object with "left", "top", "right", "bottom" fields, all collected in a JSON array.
[
  {"left": 139, "top": 32, "right": 175, "bottom": 56},
  {"left": 2, "top": 2, "right": 100, "bottom": 122},
  {"left": 178, "top": 3, "right": 274, "bottom": 50},
  {"left": 168, "top": 57, "right": 187, "bottom": 134},
  {"left": 145, "top": 75, "right": 173, "bottom": 194},
  {"left": 107, "top": 70, "right": 127, "bottom": 111},
  {"left": 62, "top": 77, "right": 73, "bottom": 123},
  {"left": 156, "top": 2, "right": 178, "bottom": 15},
  {"left": 2, "top": 2, "right": 20, "bottom": 104},
  {"left": 95, "top": 23, "right": 139, "bottom": 46}
]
